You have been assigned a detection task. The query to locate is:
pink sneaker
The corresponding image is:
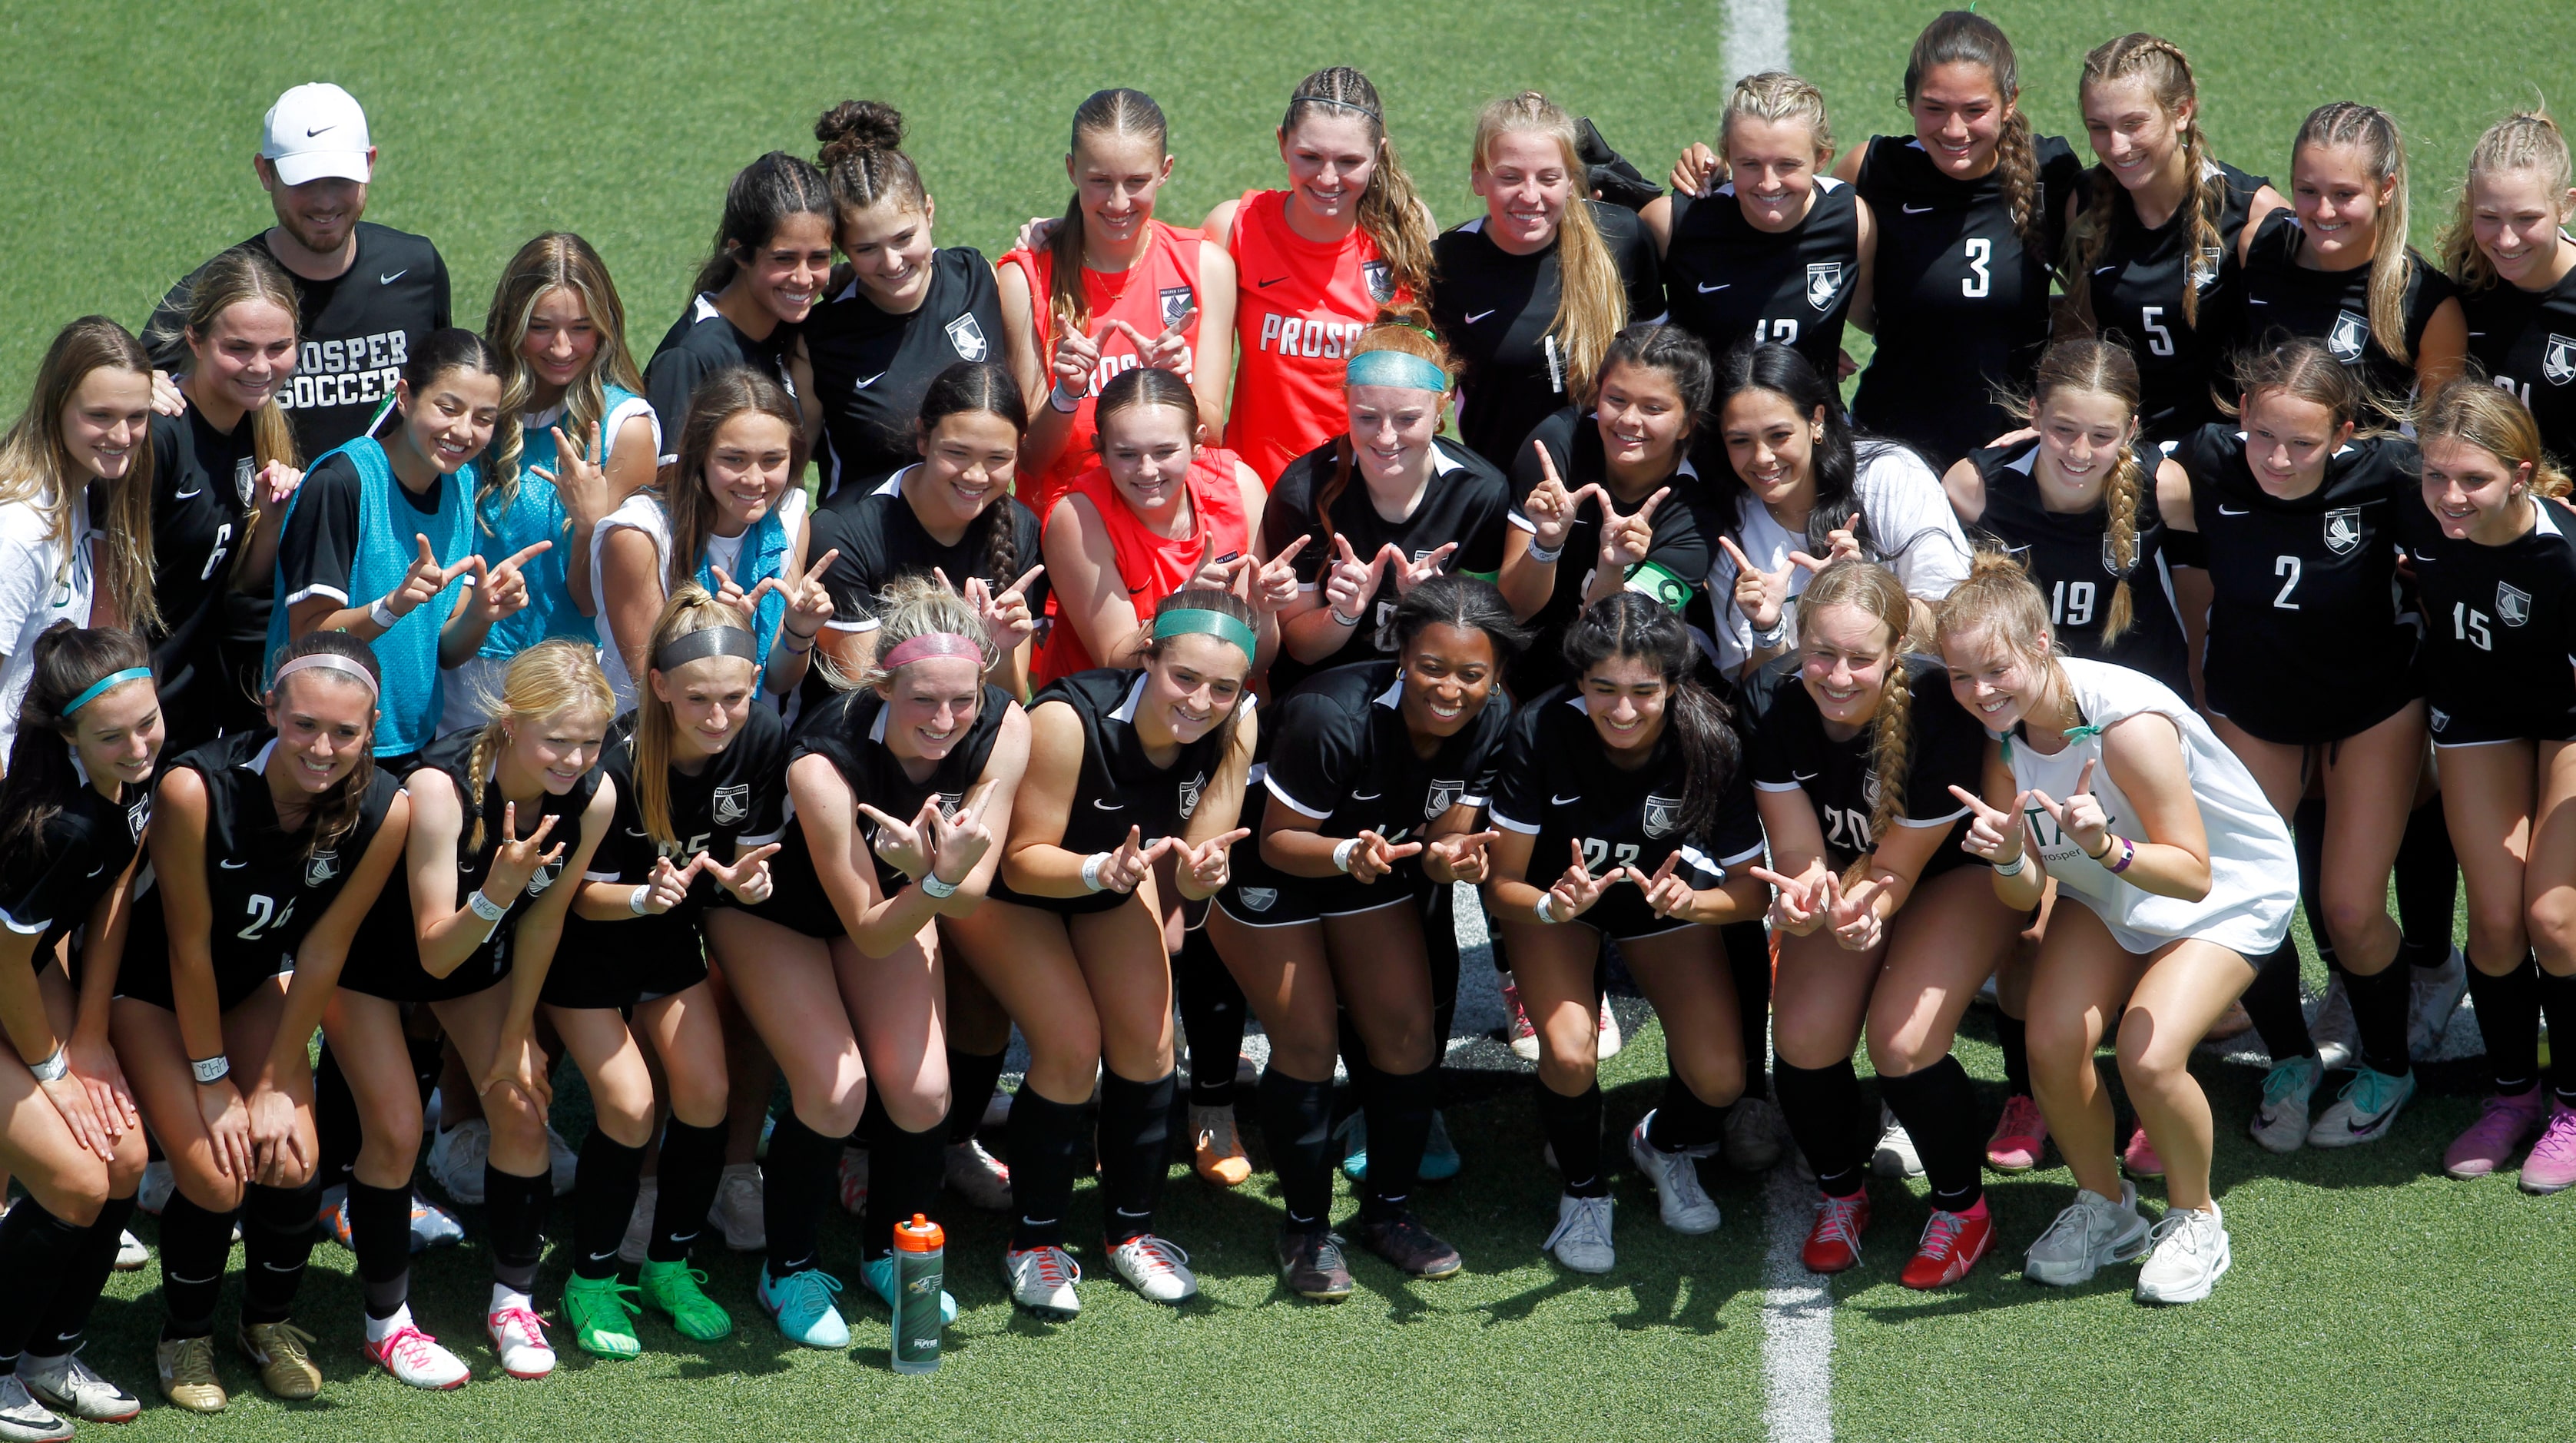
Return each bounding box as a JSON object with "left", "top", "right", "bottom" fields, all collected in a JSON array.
[
  {"left": 2520, "top": 1100, "right": 2576, "bottom": 1195},
  {"left": 2442, "top": 1089, "right": 2547, "bottom": 1179},
  {"left": 2121, "top": 1125, "right": 2164, "bottom": 1179},
  {"left": 1502, "top": 980, "right": 1540, "bottom": 1062},
  {"left": 1987, "top": 1095, "right": 2048, "bottom": 1173}
]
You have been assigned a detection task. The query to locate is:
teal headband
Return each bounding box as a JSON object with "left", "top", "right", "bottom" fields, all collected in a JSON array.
[
  {"left": 1345, "top": 349, "right": 1450, "bottom": 393},
  {"left": 1152, "top": 607, "right": 1258, "bottom": 660},
  {"left": 63, "top": 667, "right": 151, "bottom": 716}
]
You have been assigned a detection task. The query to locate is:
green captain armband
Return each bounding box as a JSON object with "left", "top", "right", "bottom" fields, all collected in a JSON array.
[
  {"left": 1459, "top": 568, "right": 1500, "bottom": 584},
  {"left": 1623, "top": 560, "right": 1695, "bottom": 612}
]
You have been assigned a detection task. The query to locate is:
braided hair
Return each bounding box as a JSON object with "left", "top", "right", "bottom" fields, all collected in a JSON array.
[
  {"left": 2293, "top": 102, "right": 2418, "bottom": 366},
  {"left": 459, "top": 639, "right": 612, "bottom": 857},
  {"left": 1905, "top": 11, "right": 2044, "bottom": 250},
  {"left": 2442, "top": 111, "right": 2574, "bottom": 292},
  {"left": 1282, "top": 68, "right": 1434, "bottom": 315},
  {"left": 2066, "top": 34, "right": 2228, "bottom": 330},
  {"left": 1797, "top": 559, "right": 1917, "bottom": 883},
  {"left": 2021, "top": 339, "right": 2151, "bottom": 641},
  {"left": 263, "top": 630, "right": 382, "bottom": 861},
  {"left": 914, "top": 360, "right": 1029, "bottom": 597}
]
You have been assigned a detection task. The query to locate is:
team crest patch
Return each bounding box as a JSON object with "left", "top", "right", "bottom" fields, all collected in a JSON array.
[
  {"left": 127, "top": 798, "right": 151, "bottom": 841},
  {"left": 1158, "top": 285, "right": 1196, "bottom": 329},
  {"left": 2100, "top": 534, "right": 2125, "bottom": 577},
  {"left": 2498, "top": 581, "right": 2534, "bottom": 627},
  {"left": 1643, "top": 794, "right": 1685, "bottom": 839},
  {"left": 305, "top": 850, "right": 340, "bottom": 887},
  {"left": 2545, "top": 334, "right": 2576, "bottom": 386},
  {"left": 2429, "top": 705, "right": 2451, "bottom": 733},
  {"left": 1805, "top": 262, "right": 1845, "bottom": 312},
  {"left": 2327, "top": 310, "right": 2369, "bottom": 363},
  {"left": 1237, "top": 887, "right": 1278, "bottom": 913},
  {"left": 2190, "top": 244, "right": 2224, "bottom": 292},
  {"left": 1178, "top": 771, "right": 1206, "bottom": 820},
  {"left": 945, "top": 313, "right": 989, "bottom": 362},
  {"left": 234, "top": 456, "right": 257, "bottom": 507},
  {"left": 712, "top": 784, "right": 750, "bottom": 827},
  {"left": 2323, "top": 507, "right": 2363, "bottom": 555},
  {"left": 1363, "top": 260, "right": 1394, "bottom": 304},
  {"left": 1424, "top": 779, "right": 1464, "bottom": 820},
  {"left": 1861, "top": 768, "right": 1883, "bottom": 810},
  {"left": 527, "top": 859, "right": 561, "bottom": 895}
]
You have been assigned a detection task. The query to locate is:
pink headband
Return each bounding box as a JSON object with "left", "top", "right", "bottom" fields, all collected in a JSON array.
[
  {"left": 880, "top": 632, "right": 983, "bottom": 670},
  {"left": 273, "top": 652, "right": 380, "bottom": 699}
]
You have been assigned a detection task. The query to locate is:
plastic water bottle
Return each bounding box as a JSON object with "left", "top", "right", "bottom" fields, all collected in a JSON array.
[{"left": 892, "top": 1213, "right": 944, "bottom": 1374}]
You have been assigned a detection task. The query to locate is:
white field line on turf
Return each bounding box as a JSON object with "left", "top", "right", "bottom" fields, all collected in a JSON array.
[
  {"left": 1762, "top": 1163, "right": 1835, "bottom": 1443},
  {"left": 1724, "top": 0, "right": 1792, "bottom": 79}
]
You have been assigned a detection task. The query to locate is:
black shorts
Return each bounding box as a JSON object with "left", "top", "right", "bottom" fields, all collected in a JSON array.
[
  {"left": 2427, "top": 699, "right": 2576, "bottom": 748},
  {"left": 986, "top": 875, "right": 1134, "bottom": 917},
  {"left": 2206, "top": 676, "right": 2419, "bottom": 748},
  {"left": 720, "top": 842, "right": 845, "bottom": 940},
  {"left": 1215, "top": 845, "right": 1423, "bottom": 929},
  {"left": 337, "top": 904, "right": 510, "bottom": 1003},
  {"left": 543, "top": 912, "right": 710, "bottom": 1010},
  {"left": 114, "top": 952, "right": 287, "bottom": 1014}
]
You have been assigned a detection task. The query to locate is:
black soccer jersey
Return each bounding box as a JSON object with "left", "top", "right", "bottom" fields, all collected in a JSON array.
[
  {"left": 1742, "top": 652, "right": 1981, "bottom": 876},
  {"left": 2236, "top": 214, "right": 2457, "bottom": 402},
  {"left": 145, "top": 225, "right": 451, "bottom": 457},
  {"left": 1258, "top": 436, "right": 1512, "bottom": 694},
  {"left": 1966, "top": 438, "right": 2190, "bottom": 692},
  {"left": 273, "top": 449, "right": 450, "bottom": 615},
  {"left": 585, "top": 704, "right": 788, "bottom": 904},
  {"left": 0, "top": 772, "right": 149, "bottom": 967},
  {"left": 804, "top": 249, "right": 1006, "bottom": 500},
  {"left": 1850, "top": 134, "right": 2087, "bottom": 466},
  {"left": 812, "top": 470, "right": 1046, "bottom": 632},
  {"left": 119, "top": 730, "right": 401, "bottom": 1010},
  {"left": 990, "top": 668, "right": 1245, "bottom": 915},
  {"left": 2397, "top": 493, "right": 2576, "bottom": 740},
  {"left": 781, "top": 682, "right": 1009, "bottom": 899},
  {"left": 1661, "top": 177, "right": 1862, "bottom": 379},
  {"left": 2175, "top": 423, "right": 2421, "bottom": 743},
  {"left": 2079, "top": 161, "right": 2270, "bottom": 440},
  {"left": 1508, "top": 406, "right": 1711, "bottom": 695},
  {"left": 1429, "top": 202, "right": 1665, "bottom": 469},
  {"left": 148, "top": 406, "right": 262, "bottom": 749},
  {"left": 644, "top": 295, "right": 797, "bottom": 466},
  {"left": 1262, "top": 660, "right": 1513, "bottom": 848},
  {"left": 2462, "top": 265, "right": 2576, "bottom": 461}
]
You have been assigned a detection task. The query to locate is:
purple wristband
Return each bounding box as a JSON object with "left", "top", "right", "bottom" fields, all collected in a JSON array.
[{"left": 2105, "top": 834, "right": 2136, "bottom": 874}]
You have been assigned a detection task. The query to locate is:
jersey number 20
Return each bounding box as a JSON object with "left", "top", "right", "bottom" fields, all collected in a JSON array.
[{"left": 1820, "top": 804, "right": 1871, "bottom": 852}]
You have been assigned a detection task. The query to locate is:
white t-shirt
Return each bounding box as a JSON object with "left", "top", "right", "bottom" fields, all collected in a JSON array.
[
  {"left": 0, "top": 487, "right": 94, "bottom": 756},
  {"left": 1704, "top": 443, "right": 1973, "bottom": 675},
  {"left": 591, "top": 487, "right": 808, "bottom": 712}
]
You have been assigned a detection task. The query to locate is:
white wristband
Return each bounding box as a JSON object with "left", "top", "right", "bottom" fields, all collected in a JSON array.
[
  {"left": 1524, "top": 537, "right": 1564, "bottom": 565},
  {"left": 1750, "top": 615, "right": 1789, "bottom": 649},
  {"left": 28, "top": 1043, "right": 68, "bottom": 1082},
  {"left": 920, "top": 873, "right": 961, "bottom": 899},
  {"left": 1329, "top": 606, "right": 1363, "bottom": 627},
  {"left": 1333, "top": 838, "right": 1361, "bottom": 874},
  {"left": 1533, "top": 893, "right": 1560, "bottom": 924},
  {"left": 1992, "top": 852, "right": 2027, "bottom": 877},
  {"left": 370, "top": 598, "right": 400, "bottom": 629},
  {"left": 1049, "top": 383, "right": 1082, "bottom": 413},
  {"left": 192, "top": 1053, "right": 231, "bottom": 1085},
  {"left": 630, "top": 884, "right": 651, "bottom": 916},
  {"left": 1080, "top": 852, "right": 1110, "bottom": 892},
  {"left": 468, "top": 888, "right": 508, "bottom": 922}
]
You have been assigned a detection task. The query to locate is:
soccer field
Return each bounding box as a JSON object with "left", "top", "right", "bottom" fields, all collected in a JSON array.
[{"left": 7, "top": 1, "right": 2576, "bottom": 1438}]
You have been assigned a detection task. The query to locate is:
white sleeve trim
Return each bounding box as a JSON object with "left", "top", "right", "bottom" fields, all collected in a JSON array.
[
  {"left": 582, "top": 869, "right": 622, "bottom": 883},
  {"left": 0, "top": 907, "right": 48, "bottom": 935},
  {"left": 1262, "top": 774, "right": 1333, "bottom": 820},
  {"left": 1507, "top": 510, "right": 1538, "bottom": 534},
  {"left": 1489, "top": 808, "right": 1541, "bottom": 835},
  {"left": 1894, "top": 803, "right": 1974, "bottom": 828},
  {"left": 824, "top": 617, "right": 877, "bottom": 634},
  {"left": 283, "top": 583, "right": 350, "bottom": 609},
  {"left": 1714, "top": 841, "right": 1766, "bottom": 867},
  {"left": 737, "top": 828, "right": 786, "bottom": 847},
  {"left": 1752, "top": 780, "right": 1806, "bottom": 793}
]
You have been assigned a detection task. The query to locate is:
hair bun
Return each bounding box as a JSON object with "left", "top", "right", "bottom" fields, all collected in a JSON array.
[{"left": 816, "top": 100, "right": 904, "bottom": 165}]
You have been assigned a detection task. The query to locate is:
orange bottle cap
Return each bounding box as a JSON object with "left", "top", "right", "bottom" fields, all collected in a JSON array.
[{"left": 894, "top": 1213, "right": 946, "bottom": 1251}]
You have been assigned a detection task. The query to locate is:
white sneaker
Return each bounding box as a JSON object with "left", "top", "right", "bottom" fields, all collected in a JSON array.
[
  {"left": 1502, "top": 980, "right": 1541, "bottom": 1062},
  {"left": 486, "top": 1300, "right": 557, "bottom": 1379},
  {"left": 428, "top": 1120, "right": 491, "bottom": 1205},
  {"left": 710, "top": 1163, "right": 765, "bottom": 1251},
  {"left": 136, "top": 1159, "right": 173, "bottom": 1216},
  {"left": 2409, "top": 947, "right": 2468, "bottom": 1059},
  {"left": 1871, "top": 1106, "right": 1924, "bottom": 1179},
  {"left": 618, "top": 1178, "right": 658, "bottom": 1265},
  {"left": 20, "top": 1351, "right": 140, "bottom": 1423},
  {"left": 945, "top": 1138, "right": 1014, "bottom": 1210},
  {"left": 2133, "top": 1205, "right": 2231, "bottom": 1305},
  {"left": 545, "top": 1127, "right": 578, "bottom": 1197},
  {"left": 1596, "top": 997, "right": 1623, "bottom": 1060},
  {"left": 1106, "top": 1235, "right": 1198, "bottom": 1305},
  {"left": 114, "top": 1229, "right": 148, "bottom": 1270},
  {"left": 363, "top": 1308, "right": 469, "bottom": 1390},
  {"left": 1626, "top": 1113, "right": 1721, "bottom": 1234},
  {"left": 2249, "top": 1056, "right": 2322, "bottom": 1154},
  {"left": 2023, "top": 1182, "right": 2152, "bottom": 1286},
  {"left": 1723, "top": 1094, "right": 1785, "bottom": 1172},
  {"left": 2311, "top": 974, "right": 2358, "bottom": 1072},
  {"left": 0, "top": 1373, "right": 73, "bottom": 1443},
  {"left": 1543, "top": 1193, "right": 1616, "bottom": 1273},
  {"left": 1003, "top": 1246, "right": 1082, "bottom": 1320}
]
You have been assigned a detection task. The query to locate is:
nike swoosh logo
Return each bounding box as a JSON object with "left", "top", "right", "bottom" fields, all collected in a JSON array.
[
  {"left": 305, "top": 124, "right": 335, "bottom": 137},
  {"left": 1696, "top": 282, "right": 1729, "bottom": 293},
  {"left": 220, "top": 858, "right": 249, "bottom": 869},
  {"left": 1792, "top": 771, "right": 1818, "bottom": 783},
  {"left": 853, "top": 372, "right": 887, "bottom": 390},
  {"left": 2218, "top": 505, "right": 2249, "bottom": 516},
  {"left": 1550, "top": 793, "right": 1580, "bottom": 806},
  {"left": 2468, "top": 331, "right": 2487, "bottom": 338},
  {"left": 1092, "top": 800, "right": 1124, "bottom": 811},
  {"left": 1351, "top": 791, "right": 1382, "bottom": 801},
  {"left": 588, "top": 1249, "right": 618, "bottom": 1262},
  {"left": 625, "top": 828, "right": 651, "bottom": 838},
  {"left": 1257, "top": 277, "right": 1287, "bottom": 288},
  {"left": 1465, "top": 310, "right": 1497, "bottom": 324},
  {"left": 174, "top": 486, "right": 204, "bottom": 499},
  {"left": 380, "top": 270, "right": 407, "bottom": 285},
  {"left": 1903, "top": 204, "right": 1934, "bottom": 214},
  {"left": 2247, "top": 299, "right": 2267, "bottom": 305},
  {"left": 2094, "top": 265, "right": 2118, "bottom": 274},
  {"left": 87, "top": 864, "right": 105, "bottom": 877}
]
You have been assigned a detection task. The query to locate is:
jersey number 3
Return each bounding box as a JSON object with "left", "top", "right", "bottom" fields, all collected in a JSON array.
[{"left": 1961, "top": 238, "right": 1992, "bottom": 298}]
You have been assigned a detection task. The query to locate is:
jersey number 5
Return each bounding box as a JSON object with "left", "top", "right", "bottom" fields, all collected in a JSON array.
[
  {"left": 2140, "top": 306, "right": 2175, "bottom": 358},
  {"left": 1961, "top": 238, "right": 1992, "bottom": 298}
]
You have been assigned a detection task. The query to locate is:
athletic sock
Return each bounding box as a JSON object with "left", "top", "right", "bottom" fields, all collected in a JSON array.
[
  {"left": 31, "top": 1193, "right": 135, "bottom": 1357},
  {"left": 1337, "top": 1008, "right": 1378, "bottom": 1123},
  {"left": 1361, "top": 1064, "right": 1436, "bottom": 1219},
  {"left": 1878, "top": 1057, "right": 1983, "bottom": 1212},
  {"left": 2538, "top": 968, "right": 2576, "bottom": 1104},
  {"left": 2393, "top": 798, "right": 2459, "bottom": 969},
  {"left": 313, "top": 1043, "right": 362, "bottom": 1192},
  {"left": 1995, "top": 1013, "right": 2034, "bottom": 1099},
  {"left": 944, "top": 1047, "right": 1009, "bottom": 1146},
  {"left": 1175, "top": 928, "right": 1245, "bottom": 1110},
  {"left": 347, "top": 1181, "right": 413, "bottom": 1319},
  {"left": 863, "top": 1120, "right": 946, "bottom": 1263},
  {"left": 1774, "top": 1058, "right": 1869, "bottom": 1199},
  {"left": 760, "top": 1113, "right": 839, "bottom": 1277},
  {"left": 0, "top": 1197, "right": 88, "bottom": 1368},
  {"left": 156, "top": 1193, "right": 237, "bottom": 1339},
  {"left": 239, "top": 1178, "right": 320, "bottom": 1327},
  {"left": 1096, "top": 1069, "right": 1177, "bottom": 1246},
  {"left": 2240, "top": 942, "right": 2318, "bottom": 1060},
  {"left": 852, "top": 1082, "right": 890, "bottom": 1151},
  {"left": 2466, "top": 957, "right": 2543, "bottom": 1093},
  {"left": 482, "top": 1163, "right": 550, "bottom": 1295},
  {"left": 1256, "top": 1066, "right": 1334, "bottom": 1232},
  {"left": 1722, "top": 921, "right": 1773, "bottom": 1087},
  {"left": 1534, "top": 1080, "right": 1607, "bottom": 1199},
  {"left": 2346, "top": 963, "right": 2414, "bottom": 1076},
  {"left": 1004, "top": 1088, "right": 1087, "bottom": 1252},
  {"left": 569, "top": 1133, "right": 646, "bottom": 1281},
  {"left": 648, "top": 1118, "right": 728, "bottom": 1264},
  {"left": 1647, "top": 1072, "right": 1728, "bottom": 1153}
]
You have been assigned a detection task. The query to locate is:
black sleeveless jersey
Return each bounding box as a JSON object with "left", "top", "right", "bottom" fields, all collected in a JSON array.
[
  {"left": 1966, "top": 438, "right": 2190, "bottom": 692},
  {"left": 1428, "top": 203, "right": 1666, "bottom": 469},
  {"left": 991, "top": 668, "right": 1243, "bottom": 914},
  {"left": 2078, "top": 160, "right": 2270, "bottom": 441},
  {"left": 1258, "top": 436, "right": 1513, "bottom": 695},
  {"left": 2461, "top": 264, "right": 2576, "bottom": 461},
  {"left": 1852, "top": 134, "right": 2087, "bottom": 466},
  {"left": 0, "top": 771, "right": 149, "bottom": 967},
  {"left": 2236, "top": 214, "right": 2457, "bottom": 402},
  {"left": 784, "top": 682, "right": 1010, "bottom": 897},
  {"left": 804, "top": 248, "right": 1006, "bottom": 500},
  {"left": 1508, "top": 406, "right": 1712, "bottom": 695},
  {"left": 1488, "top": 682, "right": 1765, "bottom": 895},
  {"left": 1661, "top": 177, "right": 1862, "bottom": 379},
  {"left": 2396, "top": 493, "right": 2576, "bottom": 737},
  {"left": 1742, "top": 652, "right": 1981, "bottom": 876},
  {"left": 2175, "top": 423, "right": 2421, "bottom": 742},
  {"left": 122, "top": 730, "right": 401, "bottom": 1007},
  {"left": 586, "top": 704, "right": 787, "bottom": 906}
]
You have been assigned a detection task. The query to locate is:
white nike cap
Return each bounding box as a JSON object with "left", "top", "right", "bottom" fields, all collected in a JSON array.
[{"left": 260, "top": 82, "right": 373, "bottom": 186}]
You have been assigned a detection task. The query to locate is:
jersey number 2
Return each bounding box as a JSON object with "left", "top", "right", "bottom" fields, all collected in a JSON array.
[
  {"left": 2273, "top": 556, "right": 2302, "bottom": 610},
  {"left": 237, "top": 894, "right": 296, "bottom": 941},
  {"left": 1961, "top": 238, "right": 1992, "bottom": 298}
]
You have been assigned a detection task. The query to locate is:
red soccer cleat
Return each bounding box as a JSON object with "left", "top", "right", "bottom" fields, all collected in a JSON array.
[
  {"left": 1801, "top": 1191, "right": 1871, "bottom": 1274},
  {"left": 1898, "top": 1201, "right": 1994, "bottom": 1289}
]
